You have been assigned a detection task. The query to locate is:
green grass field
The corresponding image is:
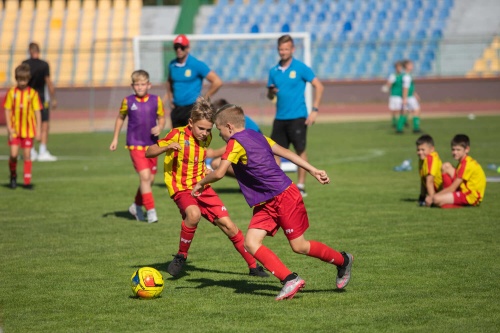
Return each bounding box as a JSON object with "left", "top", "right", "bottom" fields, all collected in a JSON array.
[{"left": 1, "top": 116, "right": 499, "bottom": 333}]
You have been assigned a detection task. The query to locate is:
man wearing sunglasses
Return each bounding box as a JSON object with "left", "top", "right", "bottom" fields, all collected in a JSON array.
[{"left": 165, "top": 34, "right": 223, "bottom": 128}]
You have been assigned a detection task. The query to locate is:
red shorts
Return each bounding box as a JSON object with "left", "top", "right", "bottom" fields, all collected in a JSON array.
[
  {"left": 130, "top": 149, "right": 157, "bottom": 174},
  {"left": 172, "top": 186, "right": 229, "bottom": 223},
  {"left": 250, "top": 185, "right": 309, "bottom": 241},
  {"left": 8, "top": 137, "right": 34, "bottom": 148},
  {"left": 452, "top": 191, "right": 470, "bottom": 206}
]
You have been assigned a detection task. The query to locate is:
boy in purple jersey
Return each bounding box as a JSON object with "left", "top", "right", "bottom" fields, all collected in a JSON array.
[
  {"left": 110, "top": 70, "right": 166, "bottom": 223},
  {"left": 192, "top": 104, "right": 353, "bottom": 301}
]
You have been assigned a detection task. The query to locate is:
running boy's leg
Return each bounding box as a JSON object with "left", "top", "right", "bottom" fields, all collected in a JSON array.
[
  {"left": 215, "top": 216, "right": 269, "bottom": 277},
  {"left": 167, "top": 204, "right": 202, "bottom": 277}
]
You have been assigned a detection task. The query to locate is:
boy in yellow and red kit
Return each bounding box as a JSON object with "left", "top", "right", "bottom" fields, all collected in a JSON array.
[
  {"left": 433, "top": 134, "right": 486, "bottom": 208},
  {"left": 416, "top": 134, "right": 443, "bottom": 207},
  {"left": 4, "top": 63, "right": 42, "bottom": 189}
]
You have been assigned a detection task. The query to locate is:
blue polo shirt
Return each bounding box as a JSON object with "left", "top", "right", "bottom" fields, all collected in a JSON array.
[
  {"left": 267, "top": 58, "right": 315, "bottom": 120},
  {"left": 244, "top": 115, "right": 261, "bottom": 133},
  {"left": 168, "top": 54, "right": 211, "bottom": 106}
]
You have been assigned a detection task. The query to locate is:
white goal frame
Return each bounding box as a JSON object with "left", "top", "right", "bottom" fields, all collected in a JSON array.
[{"left": 132, "top": 32, "right": 313, "bottom": 110}]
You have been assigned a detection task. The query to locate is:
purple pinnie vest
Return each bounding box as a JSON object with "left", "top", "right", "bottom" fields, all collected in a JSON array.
[
  {"left": 125, "top": 94, "right": 159, "bottom": 147},
  {"left": 231, "top": 130, "right": 292, "bottom": 207}
]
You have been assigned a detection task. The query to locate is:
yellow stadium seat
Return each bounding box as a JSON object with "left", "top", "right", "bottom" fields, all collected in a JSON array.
[
  {"left": 492, "top": 36, "right": 500, "bottom": 49},
  {"left": 490, "top": 59, "right": 500, "bottom": 72},
  {"left": 473, "top": 59, "right": 486, "bottom": 72},
  {"left": 483, "top": 48, "right": 495, "bottom": 60}
]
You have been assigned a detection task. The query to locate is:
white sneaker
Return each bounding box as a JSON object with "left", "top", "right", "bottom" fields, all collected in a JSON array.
[
  {"left": 31, "top": 149, "right": 38, "bottom": 161},
  {"left": 147, "top": 208, "right": 158, "bottom": 223},
  {"left": 37, "top": 151, "right": 57, "bottom": 162},
  {"left": 129, "top": 203, "right": 145, "bottom": 221}
]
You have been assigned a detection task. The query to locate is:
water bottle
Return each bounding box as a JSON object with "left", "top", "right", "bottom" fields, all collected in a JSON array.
[{"left": 487, "top": 164, "right": 497, "bottom": 171}]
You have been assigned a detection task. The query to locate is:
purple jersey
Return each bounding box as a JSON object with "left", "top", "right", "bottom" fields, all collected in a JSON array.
[
  {"left": 230, "top": 130, "right": 292, "bottom": 207},
  {"left": 122, "top": 94, "right": 162, "bottom": 148}
]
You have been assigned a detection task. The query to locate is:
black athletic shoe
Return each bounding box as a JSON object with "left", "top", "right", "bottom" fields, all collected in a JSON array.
[
  {"left": 413, "top": 129, "right": 422, "bottom": 134},
  {"left": 167, "top": 254, "right": 186, "bottom": 277},
  {"left": 249, "top": 264, "right": 270, "bottom": 277},
  {"left": 9, "top": 176, "right": 17, "bottom": 189}
]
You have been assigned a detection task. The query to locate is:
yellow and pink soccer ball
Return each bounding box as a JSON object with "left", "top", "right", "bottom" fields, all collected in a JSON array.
[{"left": 130, "top": 267, "right": 164, "bottom": 299}]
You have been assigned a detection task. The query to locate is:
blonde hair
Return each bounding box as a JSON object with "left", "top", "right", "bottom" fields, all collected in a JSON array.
[
  {"left": 190, "top": 96, "right": 214, "bottom": 123},
  {"left": 213, "top": 104, "right": 245, "bottom": 128},
  {"left": 131, "top": 70, "right": 149, "bottom": 83},
  {"left": 15, "top": 63, "right": 31, "bottom": 81}
]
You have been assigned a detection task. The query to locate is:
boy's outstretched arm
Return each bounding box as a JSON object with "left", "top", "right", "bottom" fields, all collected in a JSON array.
[
  {"left": 271, "top": 143, "right": 330, "bottom": 185},
  {"left": 192, "top": 159, "right": 231, "bottom": 196},
  {"left": 145, "top": 142, "right": 181, "bottom": 158}
]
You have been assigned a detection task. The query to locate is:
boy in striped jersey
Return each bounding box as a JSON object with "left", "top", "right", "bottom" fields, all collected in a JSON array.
[
  {"left": 4, "top": 63, "right": 42, "bottom": 189},
  {"left": 146, "top": 97, "right": 268, "bottom": 278}
]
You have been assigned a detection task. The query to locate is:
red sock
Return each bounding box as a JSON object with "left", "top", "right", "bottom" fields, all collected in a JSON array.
[
  {"left": 9, "top": 158, "right": 17, "bottom": 176},
  {"left": 142, "top": 192, "right": 154, "bottom": 210},
  {"left": 443, "top": 174, "right": 453, "bottom": 188},
  {"left": 253, "top": 245, "right": 292, "bottom": 281},
  {"left": 178, "top": 221, "right": 197, "bottom": 257},
  {"left": 24, "top": 161, "right": 32, "bottom": 185},
  {"left": 229, "top": 230, "right": 256, "bottom": 269},
  {"left": 308, "top": 240, "right": 344, "bottom": 267},
  {"left": 134, "top": 188, "right": 142, "bottom": 206}
]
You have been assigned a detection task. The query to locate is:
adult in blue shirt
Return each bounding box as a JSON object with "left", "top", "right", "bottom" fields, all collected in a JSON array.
[
  {"left": 267, "top": 34, "right": 324, "bottom": 197},
  {"left": 165, "top": 34, "right": 222, "bottom": 128}
]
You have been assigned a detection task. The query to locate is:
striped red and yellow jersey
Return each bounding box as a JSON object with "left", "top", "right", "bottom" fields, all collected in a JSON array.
[
  {"left": 456, "top": 155, "right": 486, "bottom": 205},
  {"left": 158, "top": 125, "right": 211, "bottom": 197},
  {"left": 419, "top": 151, "right": 443, "bottom": 192},
  {"left": 3, "top": 86, "right": 42, "bottom": 139}
]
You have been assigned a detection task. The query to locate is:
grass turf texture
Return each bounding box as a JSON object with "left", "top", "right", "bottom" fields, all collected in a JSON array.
[{"left": 1, "top": 116, "right": 499, "bottom": 333}]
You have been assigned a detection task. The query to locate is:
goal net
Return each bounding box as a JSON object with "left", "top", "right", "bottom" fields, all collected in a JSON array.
[{"left": 132, "top": 32, "right": 313, "bottom": 126}]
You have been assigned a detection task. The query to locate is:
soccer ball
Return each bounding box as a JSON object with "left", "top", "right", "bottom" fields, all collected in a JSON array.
[{"left": 130, "top": 267, "right": 164, "bottom": 299}]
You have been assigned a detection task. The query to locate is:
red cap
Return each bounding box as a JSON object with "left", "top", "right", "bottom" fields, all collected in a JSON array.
[{"left": 173, "top": 34, "right": 189, "bottom": 47}]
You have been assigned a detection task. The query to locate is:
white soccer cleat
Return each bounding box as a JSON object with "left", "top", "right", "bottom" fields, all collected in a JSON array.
[
  {"left": 147, "top": 208, "right": 158, "bottom": 223},
  {"left": 37, "top": 151, "right": 57, "bottom": 162},
  {"left": 31, "top": 148, "right": 38, "bottom": 161},
  {"left": 129, "top": 203, "right": 145, "bottom": 221}
]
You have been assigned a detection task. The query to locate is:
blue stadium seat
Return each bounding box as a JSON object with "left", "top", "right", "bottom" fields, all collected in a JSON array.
[
  {"left": 415, "top": 30, "right": 427, "bottom": 40},
  {"left": 431, "top": 29, "right": 442, "bottom": 39},
  {"left": 361, "top": 10, "right": 371, "bottom": 22},
  {"left": 384, "top": 30, "right": 396, "bottom": 42},
  {"left": 352, "top": 31, "right": 364, "bottom": 42},
  {"left": 343, "top": 21, "right": 353, "bottom": 32},
  {"left": 250, "top": 24, "right": 259, "bottom": 33},
  {"left": 281, "top": 23, "right": 290, "bottom": 33},
  {"left": 368, "top": 31, "right": 379, "bottom": 42},
  {"left": 423, "top": 8, "right": 434, "bottom": 20}
]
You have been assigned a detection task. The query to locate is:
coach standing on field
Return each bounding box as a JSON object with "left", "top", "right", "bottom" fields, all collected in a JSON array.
[
  {"left": 23, "top": 42, "right": 58, "bottom": 162},
  {"left": 164, "top": 34, "right": 222, "bottom": 128},
  {"left": 267, "top": 34, "right": 324, "bottom": 197}
]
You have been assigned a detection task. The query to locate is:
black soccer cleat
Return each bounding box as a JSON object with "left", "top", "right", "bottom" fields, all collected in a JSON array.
[
  {"left": 249, "top": 264, "right": 270, "bottom": 278},
  {"left": 9, "top": 176, "right": 17, "bottom": 189},
  {"left": 167, "top": 254, "right": 186, "bottom": 277}
]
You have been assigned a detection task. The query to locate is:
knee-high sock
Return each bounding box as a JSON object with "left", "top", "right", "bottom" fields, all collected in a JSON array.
[
  {"left": 178, "top": 221, "right": 197, "bottom": 257},
  {"left": 229, "top": 230, "right": 256, "bottom": 269},
  {"left": 413, "top": 116, "right": 420, "bottom": 131},
  {"left": 307, "top": 240, "right": 345, "bottom": 267},
  {"left": 142, "top": 192, "right": 154, "bottom": 210},
  {"left": 253, "top": 245, "right": 292, "bottom": 281},
  {"left": 9, "top": 158, "right": 17, "bottom": 177},
  {"left": 396, "top": 114, "right": 408, "bottom": 131},
  {"left": 23, "top": 161, "right": 32, "bottom": 185},
  {"left": 134, "top": 188, "right": 143, "bottom": 206}
]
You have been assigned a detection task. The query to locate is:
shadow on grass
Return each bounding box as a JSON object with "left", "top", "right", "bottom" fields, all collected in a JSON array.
[
  {"left": 130, "top": 262, "right": 339, "bottom": 298},
  {"left": 401, "top": 197, "right": 418, "bottom": 203},
  {"left": 102, "top": 210, "right": 136, "bottom": 221}
]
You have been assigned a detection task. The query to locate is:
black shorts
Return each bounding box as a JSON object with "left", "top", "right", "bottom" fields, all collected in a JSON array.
[
  {"left": 170, "top": 104, "right": 194, "bottom": 128},
  {"left": 270, "top": 118, "right": 307, "bottom": 153},
  {"left": 41, "top": 107, "right": 50, "bottom": 122}
]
